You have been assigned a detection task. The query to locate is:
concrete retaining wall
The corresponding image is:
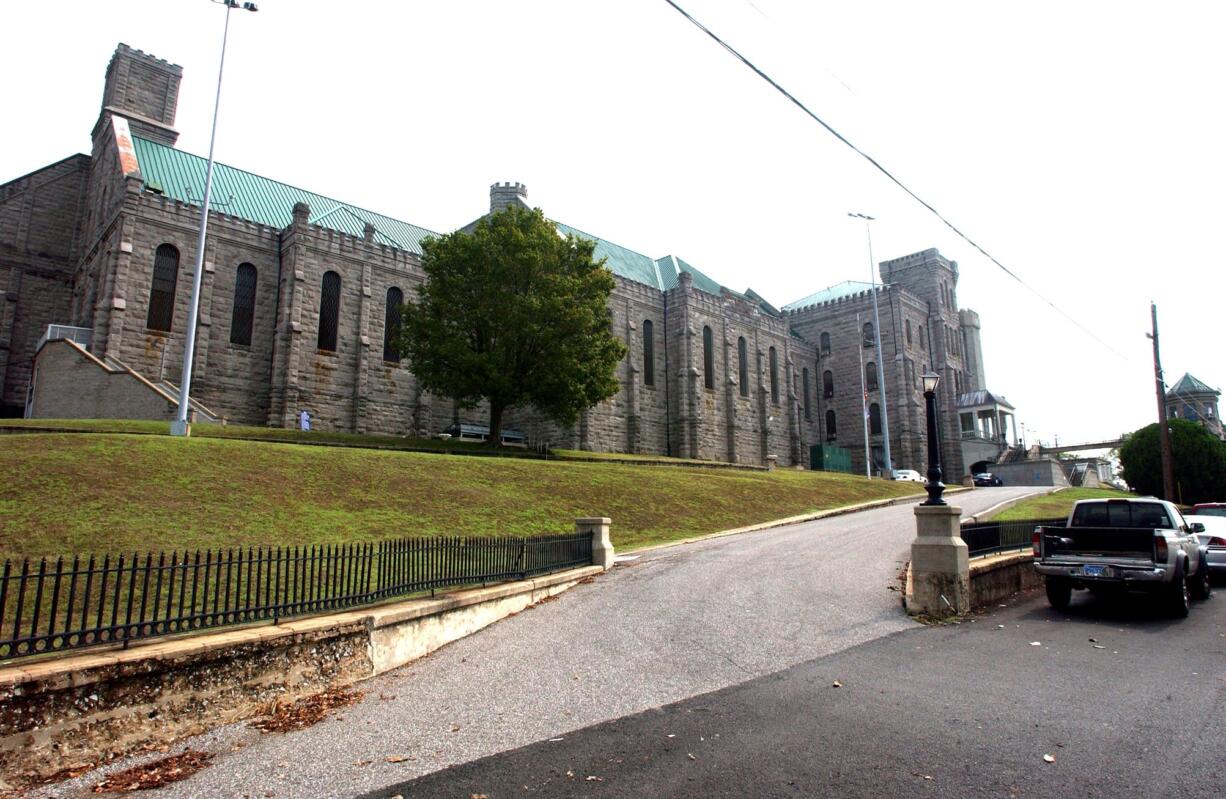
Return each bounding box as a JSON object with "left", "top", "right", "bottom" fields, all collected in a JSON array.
[{"left": 969, "top": 552, "right": 1041, "bottom": 609}]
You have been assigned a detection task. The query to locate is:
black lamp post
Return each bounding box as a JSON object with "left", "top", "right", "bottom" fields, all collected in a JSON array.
[{"left": 921, "top": 370, "right": 946, "bottom": 506}]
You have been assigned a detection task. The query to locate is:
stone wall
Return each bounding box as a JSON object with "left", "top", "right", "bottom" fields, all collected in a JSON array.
[{"left": 29, "top": 338, "right": 181, "bottom": 420}]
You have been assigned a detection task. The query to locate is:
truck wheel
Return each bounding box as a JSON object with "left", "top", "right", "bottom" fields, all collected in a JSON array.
[
  {"left": 1169, "top": 562, "right": 1191, "bottom": 617},
  {"left": 1046, "top": 577, "right": 1072, "bottom": 610},
  {"left": 1190, "top": 555, "right": 1212, "bottom": 601}
]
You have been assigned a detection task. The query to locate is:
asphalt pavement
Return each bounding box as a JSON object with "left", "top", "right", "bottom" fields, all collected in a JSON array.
[
  {"left": 33, "top": 486, "right": 1041, "bottom": 798},
  {"left": 368, "top": 588, "right": 1226, "bottom": 799}
]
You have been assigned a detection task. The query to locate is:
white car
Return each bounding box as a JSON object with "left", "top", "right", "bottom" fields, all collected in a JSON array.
[
  {"left": 1185, "top": 514, "right": 1226, "bottom": 580},
  {"left": 892, "top": 469, "right": 924, "bottom": 482}
]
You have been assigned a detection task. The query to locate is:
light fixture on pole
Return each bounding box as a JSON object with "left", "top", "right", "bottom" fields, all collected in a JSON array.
[
  {"left": 921, "top": 370, "right": 945, "bottom": 505},
  {"left": 170, "top": 0, "right": 259, "bottom": 437},
  {"left": 849, "top": 212, "right": 892, "bottom": 479}
]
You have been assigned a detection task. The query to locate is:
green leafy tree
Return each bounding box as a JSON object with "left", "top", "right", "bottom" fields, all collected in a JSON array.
[
  {"left": 397, "top": 205, "right": 627, "bottom": 445},
  {"left": 1118, "top": 418, "right": 1226, "bottom": 504}
]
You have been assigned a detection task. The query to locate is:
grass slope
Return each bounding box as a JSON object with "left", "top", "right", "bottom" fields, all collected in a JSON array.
[
  {"left": 993, "top": 487, "right": 1128, "bottom": 521},
  {"left": 0, "top": 433, "right": 920, "bottom": 561}
]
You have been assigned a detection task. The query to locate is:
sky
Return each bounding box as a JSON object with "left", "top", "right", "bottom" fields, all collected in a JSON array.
[{"left": 4, "top": 1, "right": 1223, "bottom": 447}]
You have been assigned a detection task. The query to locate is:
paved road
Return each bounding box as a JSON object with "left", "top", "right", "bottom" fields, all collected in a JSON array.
[
  {"left": 373, "top": 588, "right": 1226, "bottom": 799},
  {"left": 37, "top": 487, "right": 1038, "bottom": 798}
]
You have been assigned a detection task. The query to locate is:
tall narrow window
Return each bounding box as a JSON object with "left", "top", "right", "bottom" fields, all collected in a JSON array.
[
  {"left": 383, "top": 286, "right": 404, "bottom": 363},
  {"left": 802, "top": 368, "right": 811, "bottom": 419},
  {"left": 229, "top": 263, "right": 257, "bottom": 345},
  {"left": 317, "top": 270, "right": 341, "bottom": 352},
  {"left": 642, "top": 320, "right": 655, "bottom": 386},
  {"left": 826, "top": 410, "right": 837, "bottom": 440},
  {"left": 862, "top": 321, "right": 875, "bottom": 346},
  {"left": 702, "top": 325, "right": 714, "bottom": 390},
  {"left": 919, "top": 326, "right": 927, "bottom": 351},
  {"left": 769, "top": 346, "right": 779, "bottom": 404},
  {"left": 823, "top": 370, "right": 834, "bottom": 398},
  {"left": 820, "top": 332, "right": 831, "bottom": 356},
  {"left": 870, "top": 402, "right": 882, "bottom": 435},
  {"left": 737, "top": 336, "right": 748, "bottom": 397},
  {"left": 865, "top": 362, "right": 878, "bottom": 391},
  {"left": 146, "top": 244, "right": 179, "bottom": 332},
  {"left": 905, "top": 319, "right": 912, "bottom": 345}
]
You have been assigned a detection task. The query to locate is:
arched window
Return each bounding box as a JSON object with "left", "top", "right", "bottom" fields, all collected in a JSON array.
[
  {"left": 870, "top": 402, "right": 882, "bottom": 435},
  {"left": 802, "top": 368, "right": 811, "bottom": 419},
  {"left": 642, "top": 320, "right": 655, "bottom": 386},
  {"left": 823, "top": 370, "right": 834, "bottom": 399},
  {"left": 383, "top": 286, "right": 404, "bottom": 363},
  {"left": 826, "top": 409, "right": 837, "bottom": 440},
  {"left": 702, "top": 325, "right": 714, "bottom": 390},
  {"left": 866, "top": 362, "right": 878, "bottom": 391},
  {"left": 229, "top": 262, "right": 257, "bottom": 345},
  {"left": 905, "top": 319, "right": 912, "bottom": 345},
  {"left": 146, "top": 244, "right": 179, "bottom": 332},
  {"left": 862, "top": 321, "right": 875, "bottom": 346},
  {"left": 317, "top": 271, "right": 341, "bottom": 352},
  {"left": 820, "top": 331, "right": 831, "bottom": 356},
  {"left": 769, "top": 346, "right": 779, "bottom": 404},
  {"left": 737, "top": 336, "right": 748, "bottom": 397}
]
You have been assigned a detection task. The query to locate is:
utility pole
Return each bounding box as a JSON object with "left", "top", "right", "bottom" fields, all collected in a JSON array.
[
  {"left": 857, "top": 312, "right": 871, "bottom": 478},
  {"left": 1149, "top": 302, "right": 1176, "bottom": 500},
  {"left": 850, "top": 213, "right": 893, "bottom": 477}
]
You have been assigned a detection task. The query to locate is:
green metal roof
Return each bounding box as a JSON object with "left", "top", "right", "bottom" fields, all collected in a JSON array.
[
  {"left": 552, "top": 221, "right": 664, "bottom": 289},
  {"left": 131, "top": 136, "right": 439, "bottom": 254},
  {"left": 781, "top": 280, "right": 876, "bottom": 310},
  {"left": 1168, "top": 373, "right": 1220, "bottom": 398}
]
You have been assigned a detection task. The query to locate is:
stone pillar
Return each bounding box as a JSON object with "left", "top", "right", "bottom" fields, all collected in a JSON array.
[
  {"left": 577, "top": 517, "right": 614, "bottom": 571},
  {"left": 908, "top": 504, "right": 970, "bottom": 616}
]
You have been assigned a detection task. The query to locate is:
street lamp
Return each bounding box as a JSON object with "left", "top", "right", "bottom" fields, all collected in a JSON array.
[
  {"left": 171, "top": 0, "right": 259, "bottom": 437},
  {"left": 848, "top": 212, "right": 892, "bottom": 478},
  {"left": 921, "top": 370, "right": 945, "bottom": 506}
]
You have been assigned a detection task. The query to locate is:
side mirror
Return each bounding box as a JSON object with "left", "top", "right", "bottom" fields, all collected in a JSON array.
[{"left": 1189, "top": 522, "right": 1205, "bottom": 534}]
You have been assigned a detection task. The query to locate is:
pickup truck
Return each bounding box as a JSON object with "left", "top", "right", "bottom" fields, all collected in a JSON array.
[{"left": 1032, "top": 498, "right": 1212, "bottom": 616}]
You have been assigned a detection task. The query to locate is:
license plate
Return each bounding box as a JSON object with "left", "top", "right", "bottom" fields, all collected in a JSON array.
[{"left": 1081, "top": 565, "right": 1107, "bottom": 577}]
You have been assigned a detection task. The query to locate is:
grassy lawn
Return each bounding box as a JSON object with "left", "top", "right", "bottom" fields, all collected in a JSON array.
[
  {"left": 0, "top": 433, "right": 922, "bottom": 561},
  {"left": 993, "top": 487, "right": 1129, "bottom": 521}
]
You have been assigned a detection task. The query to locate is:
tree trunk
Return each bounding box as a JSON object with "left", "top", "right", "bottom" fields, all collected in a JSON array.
[{"left": 488, "top": 403, "right": 504, "bottom": 448}]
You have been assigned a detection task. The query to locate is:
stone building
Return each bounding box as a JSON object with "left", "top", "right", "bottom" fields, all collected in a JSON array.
[
  {"left": 1, "top": 43, "right": 1005, "bottom": 477},
  {"left": 1165, "top": 373, "right": 1223, "bottom": 441}
]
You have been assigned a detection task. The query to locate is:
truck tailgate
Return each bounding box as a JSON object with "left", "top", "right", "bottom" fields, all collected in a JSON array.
[{"left": 1039, "top": 526, "right": 1155, "bottom": 560}]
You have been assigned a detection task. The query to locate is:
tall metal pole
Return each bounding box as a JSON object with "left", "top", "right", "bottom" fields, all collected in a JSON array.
[
  {"left": 172, "top": 0, "right": 257, "bottom": 436},
  {"left": 1149, "top": 302, "right": 1176, "bottom": 500},
  {"left": 851, "top": 213, "right": 893, "bottom": 477},
  {"left": 857, "top": 312, "right": 870, "bottom": 478}
]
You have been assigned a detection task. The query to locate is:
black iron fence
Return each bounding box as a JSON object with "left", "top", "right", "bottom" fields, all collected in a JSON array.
[
  {"left": 960, "top": 517, "right": 1066, "bottom": 558},
  {"left": 0, "top": 532, "right": 593, "bottom": 662}
]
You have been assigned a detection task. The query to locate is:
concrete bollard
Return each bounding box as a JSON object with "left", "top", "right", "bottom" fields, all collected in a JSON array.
[
  {"left": 576, "top": 517, "right": 614, "bottom": 571},
  {"left": 908, "top": 504, "right": 970, "bottom": 617}
]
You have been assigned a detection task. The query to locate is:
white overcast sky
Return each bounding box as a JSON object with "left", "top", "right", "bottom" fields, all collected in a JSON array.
[{"left": 5, "top": 1, "right": 1223, "bottom": 446}]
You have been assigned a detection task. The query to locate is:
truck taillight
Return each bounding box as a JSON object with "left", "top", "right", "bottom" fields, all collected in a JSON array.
[
  {"left": 1032, "top": 530, "right": 1042, "bottom": 557},
  {"left": 1209, "top": 536, "right": 1226, "bottom": 547},
  {"left": 1155, "top": 536, "right": 1168, "bottom": 562}
]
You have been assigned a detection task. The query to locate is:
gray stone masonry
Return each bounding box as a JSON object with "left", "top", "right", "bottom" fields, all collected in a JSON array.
[{"left": 908, "top": 503, "right": 970, "bottom": 616}]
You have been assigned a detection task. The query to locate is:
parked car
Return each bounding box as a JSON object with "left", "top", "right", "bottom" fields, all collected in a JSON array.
[
  {"left": 1185, "top": 514, "right": 1226, "bottom": 580},
  {"left": 1032, "top": 498, "right": 1212, "bottom": 616},
  {"left": 1190, "top": 502, "right": 1226, "bottom": 518},
  {"left": 973, "top": 472, "right": 1003, "bottom": 487},
  {"left": 892, "top": 469, "right": 924, "bottom": 482}
]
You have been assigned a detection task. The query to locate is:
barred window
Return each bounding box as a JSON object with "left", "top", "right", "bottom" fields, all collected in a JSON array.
[
  {"left": 643, "top": 320, "right": 655, "bottom": 386},
  {"left": 823, "top": 369, "right": 834, "bottom": 399},
  {"left": 866, "top": 362, "right": 878, "bottom": 391},
  {"left": 862, "top": 321, "right": 875, "bottom": 346},
  {"left": 802, "top": 367, "right": 811, "bottom": 420},
  {"left": 737, "top": 337, "right": 749, "bottom": 397},
  {"left": 229, "top": 263, "right": 257, "bottom": 345},
  {"left": 870, "top": 402, "right": 882, "bottom": 435},
  {"left": 702, "top": 325, "right": 714, "bottom": 390},
  {"left": 384, "top": 286, "right": 404, "bottom": 363},
  {"left": 820, "top": 331, "right": 831, "bottom": 356},
  {"left": 905, "top": 319, "right": 912, "bottom": 345},
  {"left": 769, "top": 346, "right": 779, "bottom": 404},
  {"left": 317, "top": 271, "right": 341, "bottom": 352},
  {"left": 146, "top": 244, "right": 179, "bottom": 332},
  {"left": 826, "top": 409, "right": 837, "bottom": 439}
]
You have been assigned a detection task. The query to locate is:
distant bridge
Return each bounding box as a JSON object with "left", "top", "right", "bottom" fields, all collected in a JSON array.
[{"left": 1038, "top": 437, "right": 1126, "bottom": 455}]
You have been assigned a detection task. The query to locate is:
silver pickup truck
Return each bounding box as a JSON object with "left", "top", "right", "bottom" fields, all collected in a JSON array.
[{"left": 1033, "top": 498, "right": 1213, "bottom": 616}]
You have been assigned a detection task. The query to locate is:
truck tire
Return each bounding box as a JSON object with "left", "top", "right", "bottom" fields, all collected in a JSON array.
[
  {"left": 1168, "top": 561, "right": 1190, "bottom": 617},
  {"left": 1046, "top": 577, "right": 1072, "bottom": 610},
  {"left": 1190, "top": 554, "right": 1213, "bottom": 601}
]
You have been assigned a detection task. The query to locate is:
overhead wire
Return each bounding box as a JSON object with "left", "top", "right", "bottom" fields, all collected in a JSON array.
[{"left": 660, "top": 0, "right": 1130, "bottom": 360}]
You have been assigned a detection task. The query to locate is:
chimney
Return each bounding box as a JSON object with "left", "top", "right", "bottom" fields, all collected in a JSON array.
[{"left": 489, "top": 182, "right": 528, "bottom": 215}]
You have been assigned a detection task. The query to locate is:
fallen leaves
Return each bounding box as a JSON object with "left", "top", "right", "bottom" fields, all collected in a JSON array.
[
  {"left": 250, "top": 687, "right": 364, "bottom": 734},
  {"left": 92, "top": 751, "right": 212, "bottom": 793},
  {"left": 385, "top": 755, "right": 415, "bottom": 764}
]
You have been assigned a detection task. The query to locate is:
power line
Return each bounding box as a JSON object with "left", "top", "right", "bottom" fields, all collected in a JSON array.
[{"left": 660, "top": 0, "right": 1129, "bottom": 360}]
